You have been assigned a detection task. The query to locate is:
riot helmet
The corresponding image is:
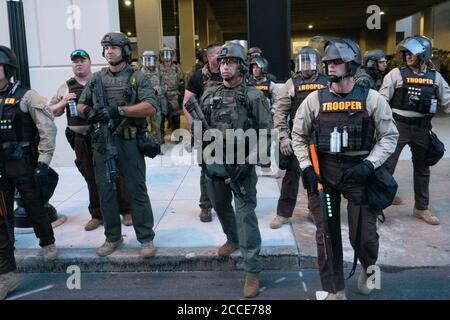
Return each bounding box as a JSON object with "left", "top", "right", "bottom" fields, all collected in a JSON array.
[
  {"left": 399, "top": 35, "right": 432, "bottom": 62},
  {"left": 217, "top": 42, "right": 249, "bottom": 75},
  {"left": 0, "top": 46, "right": 17, "bottom": 80},
  {"left": 363, "top": 49, "right": 386, "bottom": 70},
  {"left": 250, "top": 56, "right": 269, "bottom": 75},
  {"left": 322, "top": 38, "right": 361, "bottom": 82},
  {"left": 296, "top": 46, "right": 321, "bottom": 73},
  {"left": 142, "top": 50, "right": 157, "bottom": 68},
  {"left": 160, "top": 47, "right": 174, "bottom": 61},
  {"left": 101, "top": 32, "right": 132, "bottom": 65}
]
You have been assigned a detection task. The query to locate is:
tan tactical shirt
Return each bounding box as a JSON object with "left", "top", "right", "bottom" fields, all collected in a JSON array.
[
  {"left": 272, "top": 76, "right": 319, "bottom": 141},
  {"left": 379, "top": 66, "right": 450, "bottom": 117},
  {"left": 291, "top": 87, "right": 399, "bottom": 170},
  {"left": 21, "top": 90, "right": 57, "bottom": 165}
]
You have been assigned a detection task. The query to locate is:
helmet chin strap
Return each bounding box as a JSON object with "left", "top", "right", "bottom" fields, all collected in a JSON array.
[{"left": 109, "top": 57, "right": 124, "bottom": 66}]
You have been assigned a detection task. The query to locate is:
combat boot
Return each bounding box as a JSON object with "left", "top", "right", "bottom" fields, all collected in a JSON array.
[
  {"left": 0, "top": 272, "right": 20, "bottom": 300},
  {"left": 324, "top": 290, "right": 347, "bottom": 300},
  {"left": 140, "top": 241, "right": 157, "bottom": 258},
  {"left": 122, "top": 213, "right": 133, "bottom": 226},
  {"left": 218, "top": 240, "right": 239, "bottom": 257},
  {"left": 85, "top": 218, "right": 102, "bottom": 231},
  {"left": 357, "top": 270, "right": 373, "bottom": 295},
  {"left": 243, "top": 274, "right": 260, "bottom": 298},
  {"left": 97, "top": 237, "right": 123, "bottom": 257},
  {"left": 413, "top": 208, "right": 440, "bottom": 225},
  {"left": 391, "top": 195, "right": 403, "bottom": 205},
  {"left": 200, "top": 208, "right": 212, "bottom": 222},
  {"left": 269, "top": 215, "right": 290, "bottom": 229},
  {"left": 42, "top": 244, "right": 58, "bottom": 263}
]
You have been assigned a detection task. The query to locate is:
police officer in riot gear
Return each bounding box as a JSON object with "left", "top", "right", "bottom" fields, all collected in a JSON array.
[
  {"left": 291, "top": 39, "right": 398, "bottom": 299},
  {"left": 77, "top": 32, "right": 158, "bottom": 258},
  {"left": 380, "top": 35, "right": 450, "bottom": 225},
  {"left": 197, "top": 43, "right": 272, "bottom": 298},
  {"left": 141, "top": 50, "right": 166, "bottom": 144},
  {"left": 0, "top": 46, "right": 59, "bottom": 299},
  {"left": 159, "top": 47, "right": 184, "bottom": 135},
  {"left": 247, "top": 56, "right": 281, "bottom": 177},
  {"left": 271, "top": 46, "right": 328, "bottom": 229},
  {"left": 354, "top": 49, "right": 387, "bottom": 90}
]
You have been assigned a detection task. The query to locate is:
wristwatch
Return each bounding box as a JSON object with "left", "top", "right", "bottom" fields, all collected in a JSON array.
[{"left": 118, "top": 107, "right": 125, "bottom": 116}]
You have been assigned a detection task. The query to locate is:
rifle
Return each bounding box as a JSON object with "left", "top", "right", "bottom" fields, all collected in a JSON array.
[
  {"left": 309, "top": 140, "right": 336, "bottom": 294},
  {"left": 185, "top": 97, "right": 247, "bottom": 197},
  {"left": 94, "top": 74, "right": 118, "bottom": 189}
]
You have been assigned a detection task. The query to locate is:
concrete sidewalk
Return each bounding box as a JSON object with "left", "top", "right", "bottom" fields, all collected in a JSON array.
[{"left": 14, "top": 116, "right": 450, "bottom": 272}]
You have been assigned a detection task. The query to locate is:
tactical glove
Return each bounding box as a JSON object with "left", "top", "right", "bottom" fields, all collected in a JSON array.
[
  {"left": 34, "top": 162, "right": 49, "bottom": 186},
  {"left": 95, "top": 108, "right": 111, "bottom": 124},
  {"left": 83, "top": 106, "right": 97, "bottom": 124},
  {"left": 301, "top": 166, "right": 319, "bottom": 193},
  {"left": 342, "top": 160, "right": 374, "bottom": 184},
  {"left": 280, "top": 138, "right": 293, "bottom": 156}
]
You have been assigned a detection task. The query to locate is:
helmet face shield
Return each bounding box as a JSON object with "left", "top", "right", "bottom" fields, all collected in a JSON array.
[
  {"left": 401, "top": 38, "right": 425, "bottom": 56},
  {"left": 161, "top": 50, "right": 173, "bottom": 60},
  {"left": 296, "top": 53, "right": 318, "bottom": 72},
  {"left": 142, "top": 55, "right": 156, "bottom": 67}
]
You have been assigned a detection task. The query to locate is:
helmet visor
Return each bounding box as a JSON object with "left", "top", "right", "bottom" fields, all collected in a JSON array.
[
  {"left": 401, "top": 38, "right": 425, "bottom": 56},
  {"left": 296, "top": 53, "right": 318, "bottom": 72},
  {"left": 142, "top": 55, "right": 156, "bottom": 67},
  {"left": 162, "top": 50, "right": 173, "bottom": 60}
]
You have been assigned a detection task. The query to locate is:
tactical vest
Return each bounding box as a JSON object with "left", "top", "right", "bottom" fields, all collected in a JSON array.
[
  {"left": 0, "top": 84, "right": 37, "bottom": 144},
  {"left": 94, "top": 67, "right": 145, "bottom": 129},
  {"left": 390, "top": 66, "right": 439, "bottom": 114},
  {"left": 66, "top": 78, "right": 89, "bottom": 127},
  {"left": 159, "top": 64, "right": 180, "bottom": 95},
  {"left": 142, "top": 68, "right": 161, "bottom": 91},
  {"left": 248, "top": 77, "right": 272, "bottom": 100},
  {"left": 290, "top": 73, "right": 328, "bottom": 129},
  {"left": 208, "top": 85, "right": 248, "bottom": 133},
  {"left": 313, "top": 85, "right": 374, "bottom": 153},
  {"left": 202, "top": 65, "right": 222, "bottom": 93}
]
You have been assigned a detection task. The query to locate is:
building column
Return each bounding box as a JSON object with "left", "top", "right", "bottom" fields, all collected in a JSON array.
[
  {"left": 196, "top": 0, "right": 208, "bottom": 48},
  {"left": 178, "top": 0, "right": 195, "bottom": 73},
  {"left": 247, "top": 0, "right": 291, "bottom": 81},
  {"left": 135, "top": 0, "right": 163, "bottom": 56}
]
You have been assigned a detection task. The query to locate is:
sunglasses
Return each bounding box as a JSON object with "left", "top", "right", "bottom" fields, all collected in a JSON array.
[
  {"left": 326, "top": 59, "right": 345, "bottom": 65},
  {"left": 71, "top": 50, "right": 89, "bottom": 59}
]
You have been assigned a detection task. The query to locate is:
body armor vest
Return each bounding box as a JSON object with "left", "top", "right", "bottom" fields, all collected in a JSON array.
[
  {"left": 202, "top": 65, "right": 222, "bottom": 93},
  {"left": 290, "top": 73, "right": 328, "bottom": 129},
  {"left": 94, "top": 67, "right": 145, "bottom": 129},
  {"left": 0, "top": 84, "right": 37, "bottom": 144},
  {"left": 206, "top": 84, "right": 255, "bottom": 162},
  {"left": 390, "top": 66, "right": 439, "bottom": 114},
  {"left": 248, "top": 77, "right": 272, "bottom": 100},
  {"left": 66, "top": 78, "right": 89, "bottom": 126},
  {"left": 313, "top": 85, "right": 374, "bottom": 153},
  {"left": 159, "top": 64, "right": 180, "bottom": 96},
  {"left": 142, "top": 68, "right": 162, "bottom": 94}
]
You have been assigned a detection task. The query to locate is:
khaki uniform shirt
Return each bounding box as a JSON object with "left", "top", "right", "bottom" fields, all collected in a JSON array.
[
  {"left": 291, "top": 87, "right": 399, "bottom": 170},
  {"left": 379, "top": 66, "right": 450, "bottom": 117},
  {"left": 21, "top": 90, "right": 57, "bottom": 165}
]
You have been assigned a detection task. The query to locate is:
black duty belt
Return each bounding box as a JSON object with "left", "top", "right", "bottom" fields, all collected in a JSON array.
[
  {"left": 320, "top": 152, "right": 367, "bottom": 164},
  {"left": 393, "top": 113, "right": 431, "bottom": 128}
]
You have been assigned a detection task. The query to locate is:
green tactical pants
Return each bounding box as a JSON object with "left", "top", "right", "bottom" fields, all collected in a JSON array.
[
  {"left": 205, "top": 166, "right": 262, "bottom": 275},
  {"left": 93, "top": 136, "right": 155, "bottom": 243}
]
